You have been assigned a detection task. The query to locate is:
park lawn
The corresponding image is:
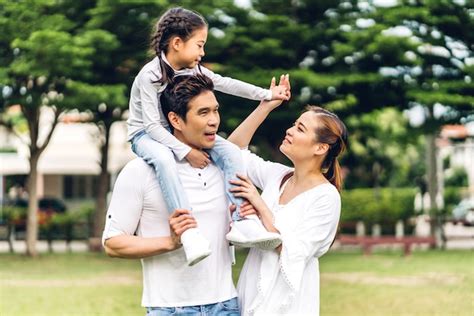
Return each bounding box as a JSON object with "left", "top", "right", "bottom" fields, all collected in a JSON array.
[{"left": 0, "top": 250, "right": 473, "bottom": 316}]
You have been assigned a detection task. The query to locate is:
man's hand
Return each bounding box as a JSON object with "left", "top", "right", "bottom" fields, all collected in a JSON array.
[
  {"left": 185, "top": 148, "right": 210, "bottom": 169},
  {"left": 169, "top": 209, "right": 197, "bottom": 247}
]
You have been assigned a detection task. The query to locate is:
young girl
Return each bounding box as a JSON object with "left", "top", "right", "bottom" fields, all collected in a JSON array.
[{"left": 127, "top": 7, "right": 290, "bottom": 266}]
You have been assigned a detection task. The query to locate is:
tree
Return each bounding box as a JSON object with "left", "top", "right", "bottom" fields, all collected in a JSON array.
[
  {"left": 0, "top": 0, "right": 121, "bottom": 255},
  {"left": 77, "top": 0, "right": 167, "bottom": 247}
]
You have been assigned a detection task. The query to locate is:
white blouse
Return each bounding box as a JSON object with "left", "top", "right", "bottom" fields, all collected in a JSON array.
[{"left": 239, "top": 151, "right": 341, "bottom": 315}]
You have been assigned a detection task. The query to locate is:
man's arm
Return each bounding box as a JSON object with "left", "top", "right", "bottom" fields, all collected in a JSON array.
[
  {"left": 228, "top": 75, "right": 290, "bottom": 148},
  {"left": 104, "top": 235, "right": 177, "bottom": 259},
  {"left": 102, "top": 160, "right": 197, "bottom": 259},
  {"left": 104, "top": 208, "right": 197, "bottom": 259}
]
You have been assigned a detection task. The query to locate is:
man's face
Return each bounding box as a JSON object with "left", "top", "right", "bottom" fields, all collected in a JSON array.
[{"left": 174, "top": 90, "right": 220, "bottom": 149}]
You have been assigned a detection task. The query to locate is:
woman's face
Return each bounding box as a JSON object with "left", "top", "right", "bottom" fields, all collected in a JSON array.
[{"left": 279, "top": 111, "right": 322, "bottom": 162}]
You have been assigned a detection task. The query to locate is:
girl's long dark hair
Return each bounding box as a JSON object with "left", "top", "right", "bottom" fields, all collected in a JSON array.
[{"left": 150, "top": 7, "right": 207, "bottom": 85}]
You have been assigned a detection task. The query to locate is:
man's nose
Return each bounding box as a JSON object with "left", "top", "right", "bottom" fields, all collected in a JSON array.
[{"left": 208, "top": 112, "right": 219, "bottom": 126}]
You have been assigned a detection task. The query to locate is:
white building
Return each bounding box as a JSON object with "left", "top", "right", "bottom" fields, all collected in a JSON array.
[
  {"left": 439, "top": 122, "right": 474, "bottom": 197},
  {"left": 0, "top": 107, "right": 135, "bottom": 210}
]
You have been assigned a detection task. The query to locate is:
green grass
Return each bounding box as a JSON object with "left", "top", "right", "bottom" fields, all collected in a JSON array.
[{"left": 1, "top": 250, "right": 473, "bottom": 315}]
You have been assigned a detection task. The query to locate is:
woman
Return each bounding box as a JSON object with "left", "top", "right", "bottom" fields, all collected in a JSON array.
[{"left": 227, "top": 88, "right": 348, "bottom": 315}]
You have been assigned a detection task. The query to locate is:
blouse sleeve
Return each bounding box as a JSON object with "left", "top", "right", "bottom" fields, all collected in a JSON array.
[
  {"left": 240, "top": 149, "right": 291, "bottom": 190},
  {"left": 200, "top": 66, "right": 272, "bottom": 101},
  {"left": 276, "top": 189, "right": 341, "bottom": 291},
  {"left": 138, "top": 72, "right": 191, "bottom": 160}
]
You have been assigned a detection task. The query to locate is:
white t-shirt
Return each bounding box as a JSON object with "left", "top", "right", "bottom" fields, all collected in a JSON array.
[
  {"left": 126, "top": 53, "right": 272, "bottom": 160},
  {"left": 102, "top": 158, "right": 237, "bottom": 307}
]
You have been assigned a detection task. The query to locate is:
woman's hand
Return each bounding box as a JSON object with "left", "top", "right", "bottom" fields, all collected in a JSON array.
[
  {"left": 270, "top": 74, "right": 291, "bottom": 101},
  {"left": 229, "top": 174, "right": 267, "bottom": 214},
  {"left": 263, "top": 74, "right": 291, "bottom": 111},
  {"left": 229, "top": 200, "right": 259, "bottom": 218},
  {"left": 185, "top": 148, "right": 210, "bottom": 169},
  {"left": 169, "top": 209, "right": 197, "bottom": 248}
]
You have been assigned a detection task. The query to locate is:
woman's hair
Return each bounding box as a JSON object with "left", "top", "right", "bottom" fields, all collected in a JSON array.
[
  {"left": 150, "top": 7, "right": 208, "bottom": 84},
  {"left": 306, "top": 105, "right": 348, "bottom": 192}
]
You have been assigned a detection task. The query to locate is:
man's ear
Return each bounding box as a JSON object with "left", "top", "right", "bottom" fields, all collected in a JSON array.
[
  {"left": 314, "top": 143, "right": 329, "bottom": 156},
  {"left": 168, "top": 112, "right": 183, "bottom": 131}
]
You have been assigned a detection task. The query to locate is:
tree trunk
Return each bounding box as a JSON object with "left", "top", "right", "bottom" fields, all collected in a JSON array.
[
  {"left": 90, "top": 120, "right": 112, "bottom": 251},
  {"left": 23, "top": 105, "right": 61, "bottom": 257},
  {"left": 425, "top": 133, "right": 439, "bottom": 243},
  {"left": 26, "top": 152, "right": 40, "bottom": 257}
]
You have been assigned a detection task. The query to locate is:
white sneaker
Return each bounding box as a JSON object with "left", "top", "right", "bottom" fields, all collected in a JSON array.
[
  {"left": 226, "top": 215, "right": 282, "bottom": 250},
  {"left": 181, "top": 228, "right": 212, "bottom": 266}
]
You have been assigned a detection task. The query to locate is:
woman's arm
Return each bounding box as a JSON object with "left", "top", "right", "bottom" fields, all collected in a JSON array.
[
  {"left": 228, "top": 75, "right": 290, "bottom": 149},
  {"left": 230, "top": 174, "right": 283, "bottom": 252}
]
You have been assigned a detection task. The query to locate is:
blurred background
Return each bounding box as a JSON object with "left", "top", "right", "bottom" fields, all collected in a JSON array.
[{"left": 0, "top": 0, "right": 473, "bottom": 315}]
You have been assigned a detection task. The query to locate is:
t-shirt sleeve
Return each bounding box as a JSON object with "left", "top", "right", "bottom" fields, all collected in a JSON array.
[
  {"left": 101, "top": 161, "right": 150, "bottom": 246},
  {"left": 240, "top": 149, "right": 291, "bottom": 190}
]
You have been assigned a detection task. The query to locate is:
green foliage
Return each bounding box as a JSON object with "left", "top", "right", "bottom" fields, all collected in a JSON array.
[
  {"left": 444, "top": 186, "right": 464, "bottom": 211},
  {"left": 445, "top": 167, "right": 469, "bottom": 187},
  {"left": 340, "top": 187, "right": 417, "bottom": 224}
]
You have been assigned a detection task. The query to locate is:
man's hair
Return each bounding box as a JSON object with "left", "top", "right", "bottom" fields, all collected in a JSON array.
[{"left": 161, "top": 74, "right": 214, "bottom": 124}]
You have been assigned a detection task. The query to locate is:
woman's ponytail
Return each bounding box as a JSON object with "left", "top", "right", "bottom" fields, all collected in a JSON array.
[{"left": 306, "top": 105, "right": 347, "bottom": 192}]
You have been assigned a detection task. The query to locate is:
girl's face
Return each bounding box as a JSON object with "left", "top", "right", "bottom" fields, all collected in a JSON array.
[
  {"left": 173, "top": 27, "right": 208, "bottom": 69},
  {"left": 279, "top": 111, "right": 326, "bottom": 162}
]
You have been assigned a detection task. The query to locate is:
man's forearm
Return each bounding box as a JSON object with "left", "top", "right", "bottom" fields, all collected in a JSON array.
[{"left": 104, "top": 234, "right": 178, "bottom": 259}]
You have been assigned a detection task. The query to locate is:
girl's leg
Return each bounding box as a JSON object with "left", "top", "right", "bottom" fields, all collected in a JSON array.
[
  {"left": 208, "top": 136, "right": 245, "bottom": 221},
  {"left": 132, "top": 133, "right": 211, "bottom": 266},
  {"left": 132, "top": 133, "right": 191, "bottom": 213},
  {"left": 211, "top": 136, "right": 282, "bottom": 250}
]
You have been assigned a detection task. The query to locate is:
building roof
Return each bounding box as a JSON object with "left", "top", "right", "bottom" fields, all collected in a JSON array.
[{"left": 0, "top": 121, "right": 135, "bottom": 176}]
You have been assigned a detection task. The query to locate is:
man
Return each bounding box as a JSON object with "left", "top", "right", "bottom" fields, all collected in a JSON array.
[{"left": 102, "top": 75, "right": 240, "bottom": 315}]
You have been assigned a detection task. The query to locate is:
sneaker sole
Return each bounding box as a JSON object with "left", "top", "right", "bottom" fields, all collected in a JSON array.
[
  {"left": 227, "top": 235, "right": 282, "bottom": 250},
  {"left": 187, "top": 250, "right": 212, "bottom": 266}
]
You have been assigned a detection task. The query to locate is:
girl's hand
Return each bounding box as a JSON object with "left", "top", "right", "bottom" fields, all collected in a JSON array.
[
  {"left": 270, "top": 74, "right": 291, "bottom": 101},
  {"left": 185, "top": 148, "right": 210, "bottom": 169},
  {"left": 262, "top": 74, "right": 291, "bottom": 111},
  {"left": 229, "top": 174, "right": 266, "bottom": 213}
]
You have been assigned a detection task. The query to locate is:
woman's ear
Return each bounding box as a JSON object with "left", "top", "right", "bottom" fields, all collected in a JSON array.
[
  {"left": 314, "top": 143, "right": 329, "bottom": 156},
  {"left": 168, "top": 112, "right": 183, "bottom": 131}
]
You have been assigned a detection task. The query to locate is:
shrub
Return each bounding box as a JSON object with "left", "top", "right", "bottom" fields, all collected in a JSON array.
[{"left": 341, "top": 188, "right": 417, "bottom": 225}]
